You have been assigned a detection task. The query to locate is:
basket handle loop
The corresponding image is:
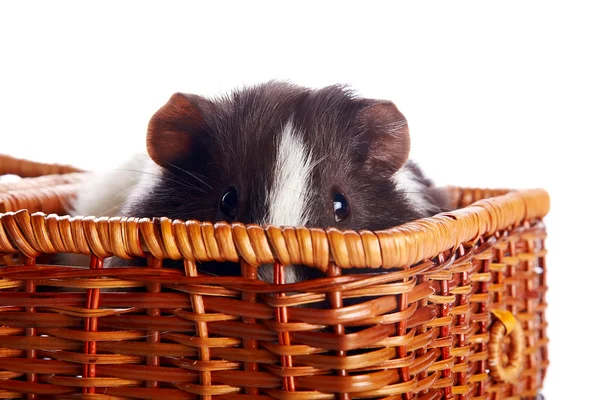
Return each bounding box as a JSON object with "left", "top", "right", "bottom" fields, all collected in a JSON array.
[
  {"left": 488, "top": 309, "right": 526, "bottom": 384},
  {"left": 491, "top": 309, "right": 518, "bottom": 335}
]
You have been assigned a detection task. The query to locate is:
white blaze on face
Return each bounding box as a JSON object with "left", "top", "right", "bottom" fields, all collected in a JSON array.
[
  {"left": 392, "top": 165, "right": 431, "bottom": 214},
  {"left": 258, "top": 120, "right": 313, "bottom": 284},
  {"left": 265, "top": 120, "right": 314, "bottom": 227}
]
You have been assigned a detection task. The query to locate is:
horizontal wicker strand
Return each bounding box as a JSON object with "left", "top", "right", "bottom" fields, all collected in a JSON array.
[
  {"left": 0, "top": 153, "right": 83, "bottom": 177},
  {"left": 0, "top": 172, "right": 89, "bottom": 193}
]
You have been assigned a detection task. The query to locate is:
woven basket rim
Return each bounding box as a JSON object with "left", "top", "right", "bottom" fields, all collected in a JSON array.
[{"left": 0, "top": 187, "right": 550, "bottom": 270}]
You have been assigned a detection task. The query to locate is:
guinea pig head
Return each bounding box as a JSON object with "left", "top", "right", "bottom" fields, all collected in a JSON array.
[{"left": 142, "top": 83, "right": 422, "bottom": 232}]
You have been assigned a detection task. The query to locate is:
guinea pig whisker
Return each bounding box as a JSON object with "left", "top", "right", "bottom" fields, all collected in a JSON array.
[
  {"left": 114, "top": 168, "right": 207, "bottom": 194},
  {"left": 161, "top": 162, "right": 215, "bottom": 191},
  {"left": 95, "top": 203, "right": 125, "bottom": 216},
  {"left": 308, "top": 155, "right": 327, "bottom": 171},
  {"left": 129, "top": 152, "right": 216, "bottom": 190}
]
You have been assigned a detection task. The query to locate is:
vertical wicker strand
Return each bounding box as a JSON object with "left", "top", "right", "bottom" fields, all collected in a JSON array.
[
  {"left": 415, "top": 274, "right": 428, "bottom": 395},
  {"left": 437, "top": 254, "right": 453, "bottom": 399},
  {"left": 476, "top": 255, "right": 491, "bottom": 397},
  {"left": 83, "top": 256, "right": 102, "bottom": 395},
  {"left": 274, "top": 261, "right": 295, "bottom": 392},
  {"left": 492, "top": 246, "right": 505, "bottom": 310},
  {"left": 492, "top": 243, "right": 507, "bottom": 398},
  {"left": 241, "top": 260, "right": 259, "bottom": 395},
  {"left": 397, "top": 277, "right": 413, "bottom": 400},
  {"left": 506, "top": 240, "right": 517, "bottom": 317},
  {"left": 326, "top": 263, "right": 350, "bottom": 400},
  {"left": 538, "top": 237, "right": 549, "bottom": 383},
  {"left": 524, "top": 236, "right": 537, "bottom": 395},
  {"left": 455, "top": 246, "right": 470, "bottom": 400},
  {"left": 183, "top": 259, "right": 212, "bottom": 400},
  {"left": 507, "top": 240, "right": 518, "bottom": 397},
  {"left": 24, "top": 257, "right": 37, "bottom": 400},
  {"left": 146, "top": 256, "right": 163, "bottom": 389}
]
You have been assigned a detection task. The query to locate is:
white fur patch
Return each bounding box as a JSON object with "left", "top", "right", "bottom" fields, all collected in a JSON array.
[
  {"left": 68, "top": 154, "right": 157, "bottom": 218},
  {"left": 258, "top": 121, "right": 313, "bottom": 284},
  {"left": 61, "top": 154, "right": 158, "bottom": 267},
  {"left": 392, "top": 165, "right": 431, "bottom": 214},
  {"left": 265, "top": 121, "right": 313, "bottom": 227},
  {"left": 120, "top": 157, "right": 161, "bottom": 212}
]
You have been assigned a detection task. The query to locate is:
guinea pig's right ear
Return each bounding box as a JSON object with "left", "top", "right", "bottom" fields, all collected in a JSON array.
[{"left": 147, "top": 92, "right": 211, "bottom": 169}]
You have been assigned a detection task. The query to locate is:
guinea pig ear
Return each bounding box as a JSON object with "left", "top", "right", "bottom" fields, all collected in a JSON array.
[
  {"left": 358, "top": 100, "right": 411, "bottom": 172},
  {"left": 147, "top": 92, "right": 211, "bottom": 169}
]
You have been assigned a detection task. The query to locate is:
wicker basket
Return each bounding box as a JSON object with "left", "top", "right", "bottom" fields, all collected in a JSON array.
[{"left": 0, "top": 155, "right": 549, "bottom": 399}]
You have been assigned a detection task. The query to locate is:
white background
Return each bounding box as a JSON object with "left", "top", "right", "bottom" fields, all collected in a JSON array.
[{"left": 1, "top": 1, "right": 599, "bottom": 398}]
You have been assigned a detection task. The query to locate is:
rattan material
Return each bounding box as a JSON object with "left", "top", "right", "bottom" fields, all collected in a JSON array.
[
  {"left": 0, "top": 154, "right": 83, "bottom": 178},
  {"left": 0, "top": 173, "right": 89, "bottom": 215},
  {"left": 0, "top": 155, "right": 550, "bottom": 399}
]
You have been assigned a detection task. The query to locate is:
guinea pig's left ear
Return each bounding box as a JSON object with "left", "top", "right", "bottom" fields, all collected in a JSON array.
[
  {"left": 358, "top": 100, "right": 410, "bottom": 172},
  {"left": 147, "top": 92, "right": 212, "bottom": 169}
]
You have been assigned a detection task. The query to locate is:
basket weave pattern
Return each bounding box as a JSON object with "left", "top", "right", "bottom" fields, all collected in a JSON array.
[{"left": 0, "top": 156, "right": 549, "bottom": 399}]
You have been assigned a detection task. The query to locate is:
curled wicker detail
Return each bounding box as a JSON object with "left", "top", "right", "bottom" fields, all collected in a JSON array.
[{"left": 488, "top": 310, "right": 526, "bottom": 383}]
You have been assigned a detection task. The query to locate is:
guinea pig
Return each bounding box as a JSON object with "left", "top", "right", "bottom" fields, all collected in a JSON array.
[{"left": 67, "top": 81, "right": 451, "bottom": 283}]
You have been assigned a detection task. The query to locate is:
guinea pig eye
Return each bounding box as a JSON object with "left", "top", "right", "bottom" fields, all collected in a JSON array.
[
  {"left": 220, "top": 186, "right": 238, "bottom": 219},
  {"left": 333, "top": 192, "right": 350, "bottom": 223}
]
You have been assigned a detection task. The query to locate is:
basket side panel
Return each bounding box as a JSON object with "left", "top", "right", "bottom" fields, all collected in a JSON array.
[{"left": 479, "top": 222, "right": 548, "bottom": 398}]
